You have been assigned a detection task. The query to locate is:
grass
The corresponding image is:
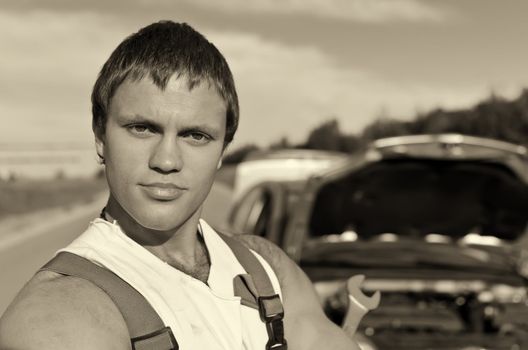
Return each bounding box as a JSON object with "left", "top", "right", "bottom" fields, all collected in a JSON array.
[{"left": 0, "top": 176, "right": 108, "bottom": 220}]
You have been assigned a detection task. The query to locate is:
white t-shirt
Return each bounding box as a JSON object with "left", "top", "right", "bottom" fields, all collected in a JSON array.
[{"left": 58, "top": 218, "right": 282, "bottom": 350}]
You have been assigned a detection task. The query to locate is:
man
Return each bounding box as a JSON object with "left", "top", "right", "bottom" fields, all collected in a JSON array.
[{"left": 0, "top": 21, "right": 360, "bottom": 350}]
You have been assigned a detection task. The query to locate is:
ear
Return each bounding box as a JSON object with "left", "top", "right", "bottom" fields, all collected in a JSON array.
[
  {"left": 217, "top": 158, "right": 223, "bottom": 170},
  {"left": 95, "top": 135, "right": 105, "bottom": 163}
]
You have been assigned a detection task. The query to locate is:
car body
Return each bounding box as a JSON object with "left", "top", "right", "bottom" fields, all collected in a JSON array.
[
  {"left": 232, "top": 149, "right": 349, "bottom": 203},
  {"left": 228, "top": 134, "right": 528, "bottom": 350}
]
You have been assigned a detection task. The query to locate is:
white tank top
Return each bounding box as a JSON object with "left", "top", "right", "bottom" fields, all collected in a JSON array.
[{"left": 58, "top": 218, "right": 282, "bottom": 350}]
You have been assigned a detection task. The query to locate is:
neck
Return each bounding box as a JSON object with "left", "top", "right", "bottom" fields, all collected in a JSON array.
[{"left": 104, "top": 196, "right": 209, "bottom": 272}]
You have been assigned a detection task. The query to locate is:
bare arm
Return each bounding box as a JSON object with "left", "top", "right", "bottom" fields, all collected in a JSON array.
[
  {"left": 0, "top": 271, "right": 130, "bottom": 350},
  {"left": 237, "top": 235, "right": 361, "bottom": 350}
]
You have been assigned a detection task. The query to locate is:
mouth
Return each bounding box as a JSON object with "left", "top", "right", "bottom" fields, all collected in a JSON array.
[{"left": 139, "top": 183, "right": 187, "bottom": 201}]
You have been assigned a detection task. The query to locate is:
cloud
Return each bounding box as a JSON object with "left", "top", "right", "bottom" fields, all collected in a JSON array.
[
  {"left": 187, "top": 0, "right": 449, "bottom": 23},
  {"left": 1, "top": 0, "right": 449, "bottom": 23},
  {"left": 0, "top": 8, "right": 518, "bottom": 154},
  {"left": 0, "top": 10, "right": 130, "bottom": 145},
  {"left": 207, "top": 30, "right": 521, "bottom": 147}
]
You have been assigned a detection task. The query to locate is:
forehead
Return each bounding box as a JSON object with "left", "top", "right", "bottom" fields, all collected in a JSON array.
[{"left": 109, "top": 74, "right": 227, "bottom": 122}]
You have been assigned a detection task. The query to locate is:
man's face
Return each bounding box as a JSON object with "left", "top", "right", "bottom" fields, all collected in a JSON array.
[{"left": 97, "top": 75, "right": 226, "bottom": 231}]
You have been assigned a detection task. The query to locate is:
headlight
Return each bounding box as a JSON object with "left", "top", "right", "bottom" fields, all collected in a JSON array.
[{"left": 477, "top": 284, "right": 526, "bottom": 303}]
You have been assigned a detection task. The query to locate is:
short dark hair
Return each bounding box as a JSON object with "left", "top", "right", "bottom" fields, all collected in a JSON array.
[{"left": 91, "top": 21, "right": 239, "bottom": 147}]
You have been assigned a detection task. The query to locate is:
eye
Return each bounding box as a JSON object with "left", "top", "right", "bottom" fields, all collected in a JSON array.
[
  {"left": 184, "top": 131, "right": 212, "bottom": 145},
  {"left": 127, "top": 124, "right": 155, "bottom": 137},
  {"left": 191, "top": 133, "right": 206, "bottom": 141}
]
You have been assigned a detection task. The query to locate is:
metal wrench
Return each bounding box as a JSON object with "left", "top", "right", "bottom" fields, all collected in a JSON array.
[{"left": 342, "top": 274, "right": 381, "bottom": 337}]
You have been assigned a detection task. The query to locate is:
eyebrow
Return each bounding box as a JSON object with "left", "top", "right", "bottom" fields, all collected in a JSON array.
[{"left": 117, "top": 114, "right": 158, "bottom": 124}]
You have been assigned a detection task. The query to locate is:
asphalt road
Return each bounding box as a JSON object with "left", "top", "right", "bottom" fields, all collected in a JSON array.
[{"left": 0, "top": 182, "right": 233, "bottom": 315}]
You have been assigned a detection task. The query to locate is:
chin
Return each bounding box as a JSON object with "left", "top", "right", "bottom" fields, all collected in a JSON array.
[
  {"left": 132, "top": 204, "right": 198, "bottom": 232},
  {"left": 142, "top": 222, "right": 177, "bottom": 232},
  {"left": 134, "top": 214, "right": 181, "bottom": 232}
]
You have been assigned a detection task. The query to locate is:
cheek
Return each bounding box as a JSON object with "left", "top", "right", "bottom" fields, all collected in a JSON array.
[
  {"left": 106, "top": 131, "right": 148, "bottom": 165},
  {"left": 105, "top": 139, "right": 148, "bottom": 188},
  {"left": 105, "top": 159, "right": 133, "bottom": 197},
  {"left": 186, "top": 149, "right": 222, "bottom": 185}
]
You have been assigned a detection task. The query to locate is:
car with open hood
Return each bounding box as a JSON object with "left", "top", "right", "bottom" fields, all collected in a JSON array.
[{"left": 228, "top": 134, "right": 528, "bottom": 350}]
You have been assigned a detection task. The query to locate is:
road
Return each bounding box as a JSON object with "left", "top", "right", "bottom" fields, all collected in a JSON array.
[{"left": 0, "top": 182, "right": 233, "bottom": 315}]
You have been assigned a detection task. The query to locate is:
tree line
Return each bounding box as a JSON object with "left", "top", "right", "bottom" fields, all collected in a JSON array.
[{"left": 224, "top": 88, "right": 528, "bottom": 164}]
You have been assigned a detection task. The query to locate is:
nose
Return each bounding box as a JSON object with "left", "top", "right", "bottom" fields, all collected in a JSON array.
[{"left": 149, "top": 135, "right": 183, "bottom": 174}]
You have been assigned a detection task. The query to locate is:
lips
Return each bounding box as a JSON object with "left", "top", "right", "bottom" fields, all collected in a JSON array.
[{"left": 139, "top": 183, "right": 187, "bottom": 201}]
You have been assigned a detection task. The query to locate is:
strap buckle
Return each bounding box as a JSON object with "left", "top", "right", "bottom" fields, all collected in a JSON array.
[
  {"left": 132, "top": 326, "right": 178, "bottom": 350},
  {"left": 258, "top": 295, "right": 287, "bottom": 350}
]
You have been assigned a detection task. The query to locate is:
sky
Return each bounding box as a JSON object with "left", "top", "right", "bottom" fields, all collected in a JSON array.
[{"left": 2, "top": 0, "right": 528, "bottom": 154}]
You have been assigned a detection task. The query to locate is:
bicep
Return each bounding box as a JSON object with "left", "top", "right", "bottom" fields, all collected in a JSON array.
[
  {"left": 279, "top": 259, "right": 360, "bottom": 350},
  {"left": 0, "top": 272, "right": 131, "bottom": 350}
]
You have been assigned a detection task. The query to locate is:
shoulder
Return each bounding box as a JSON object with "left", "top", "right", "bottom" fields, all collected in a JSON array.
[
  {"left": 232, "top": 234, "right": 311, "bottom": 299},
  {"left": 234, "top": 234, "right": 280, "bottom": 259},
  {"left": 233, "top": 235, "right": 357, "bottom": 349},
  {"left": 233, "top": 235, "right": 292, "bottom": 283},
  {"left": 0, "top": 270, "right": 130, "bottom": 350},
  {"left": 231, "top": 236, "right": 361, "bottom": 349}
]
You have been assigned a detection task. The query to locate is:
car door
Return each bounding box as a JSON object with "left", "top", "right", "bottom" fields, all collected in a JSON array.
[{"left": 228, "top": 182, "right": 287, "bottom": 245}]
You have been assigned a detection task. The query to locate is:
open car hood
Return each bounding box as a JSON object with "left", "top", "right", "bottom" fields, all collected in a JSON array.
[{"left": 309, "top": 136, "right": 528, "bottom": 242}]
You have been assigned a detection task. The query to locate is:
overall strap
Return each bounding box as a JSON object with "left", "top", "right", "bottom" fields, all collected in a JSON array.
[
  {"left": 218, "top": 233, "right": 288, "bottom": 350},
  {"left": 40, "top": 252, "right": 178, "bottom": 350}
]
